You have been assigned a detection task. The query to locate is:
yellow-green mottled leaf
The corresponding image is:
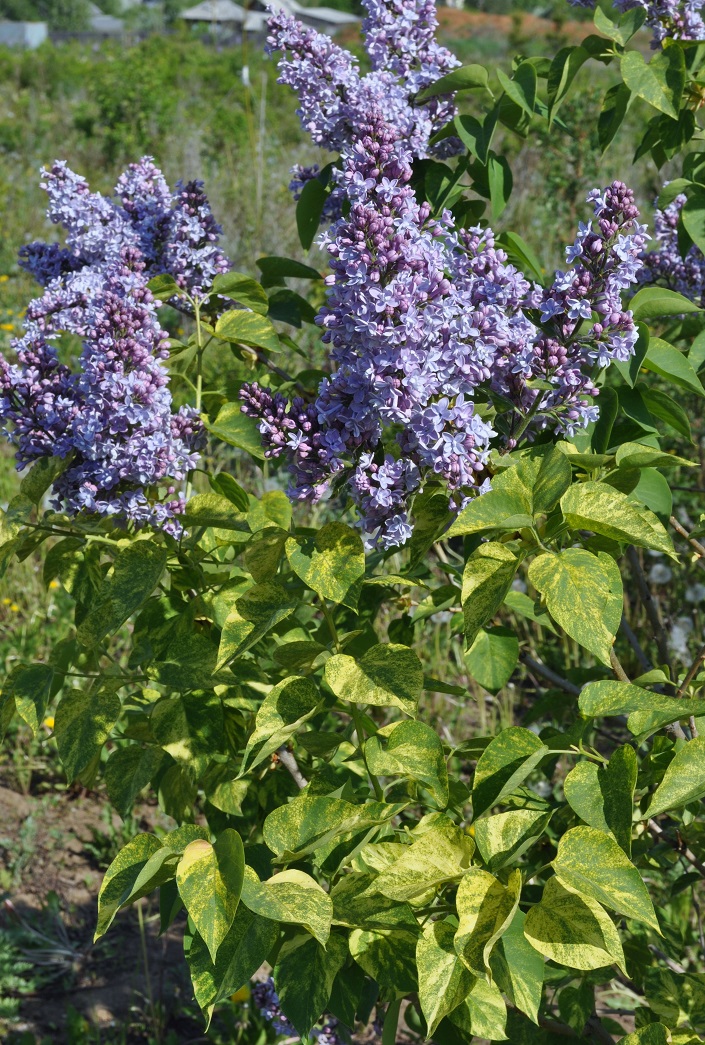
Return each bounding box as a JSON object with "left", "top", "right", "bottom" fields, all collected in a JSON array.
[
  {"left": 349, "top": 927, "right": 418, "bottom": 993},
  {"left": 215, "top": 309, "right": 280, "bottom": 352},
  {"left": 247, "top": 490, "right": 292, "bottom": 532},
  {"left": 617, "top": 1025, "right": 670, "bottom": 1045},
  {"left": 241, "top": 866, "right": 332, "bottom": 945},
  {"left": 565, "top": 747, "right": 636, "bottom": 855},
  {"left": 55, "top": 682, "right": 121, "bottom": 782},
  {"left": 275, "top": 934, "right": 348, "bottom": 1037},
  {"left": 553, "top": 826, "right": 659, "bottom": 932},
  {"left": 77, "top": 541, "right": 167, "bottom": 648},
  {"left": 240, "top": 676, "right": 323, "bottom": 775},
  {"left": 331, "top": 872, "right": 419, "bottom": 931},
  {"left": 461, "top": 542, "right": 518, "bottom": 646},
  {"left": 490, "top": 908, "right": 544, "bottom": 1025},
  {"left": 188, "top": 906, "right": 279, "bottom": 1018},
  {"left": 4, "top": 663, "right": 54, "bottom": 736},
  {"left": 286, "top": 522, "right": 364, "bottom": 609},
  {"left": 464, "top": 627, "right": 519, "bottom": 692},
  {"left": 528, "top": 549, "right": 622, "bottom": 665},
  {"left": 647, "top": 736, "right": 705, "bottom": 817},
  {"left": 176, "top": 831, "right": 245, "bottom": 964},
  {"left": 524, "top": 876, "right": 626, "bottom": 972},
  {"left": 560, "top": 481, "right": 674, "bottom": 556},
  {"left": 579, "top": 680, "right": 705, "bottom": 739},
  {"left": 324, "top": 643, "right": 423, "bottom": 717},
  {"left": 472, "top": 726, "right": 548, "bottom": 818},
  {"left": 183, "top": 493, "right": 249, "bottom": 531},
  {"left": 474, "top": 809, "right": 552, "bottom": 872},
  {"left": 365, "top": 720, "right": 449, "bottom": 807},
  {"left": 96, "top": 834, "right": 165, "bottom": 939},
  {"left": 151, "top": 690, "right": 225, "bottom": 765},
  {"left": 371, "top": 817, "right": 473, "bottom": 902},
  {"left": 216, "top": 582, "right": 298, "bottom": 667},
  {"left": 454, "top": 867, "right": 520, "bottom": 974},
  {"left": 105, "top": 746, "right": 166, "bottom": 820},
  {"left": 243, "top": 527, "right": 288, "bottom": 583},
  {"left": 448, "top": 977, "right": 508, "bottom": 1041},
  {"left": 204, "top": 403, "right": 266, "bottom": 460},
  {"left": 417, "top": 920, "right": 475, "bottom": 1035},
  {"left": 263, "top": 796, "right": 405, "bottom": 861}
]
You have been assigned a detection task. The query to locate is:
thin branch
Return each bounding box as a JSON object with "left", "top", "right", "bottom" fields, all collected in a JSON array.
[
  {"left": 277, "top": 746, "right": 308, "bottom": 789},
  {"left": 670, "top": 515, "right": 705, "bottom": 570},
  {"left": 620, "top": 614, "right": 652, "bottom": 674},
  {"left": 521, "top": 653, "right": 580, "bottom": 696},
  {"left": 677, "top": 641, "right": 705, "bottom": 698},
  {"left": 626, "top": 546, "right": 673, "bottom": 680},
  {"left": 648, "top": 818, "right": 705, "bottom": 877},
  {"left": 610, "top": 649, "right": 630, "bottom": 683}
]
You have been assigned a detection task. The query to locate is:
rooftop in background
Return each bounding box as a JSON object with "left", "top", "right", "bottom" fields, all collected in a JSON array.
[{"left": 180, "top": 0, "right": 358, "bottom": 34}]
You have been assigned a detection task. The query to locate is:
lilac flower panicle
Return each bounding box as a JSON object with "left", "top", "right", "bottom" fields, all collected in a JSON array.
[
  {"left": 267, "top": 0, "right": 461, "bottom": 219},
  {"left": 639, "top": 189, "right": 705, "bottom": 305},
  {"left": 567, "top": 0, "right": 705, "bottom": 46},
  {"left": 242, "top": 106, "right": 644, "bottom": 547},
  {"left": 0, "top": 158, "right": 226, "bottom": 536},
  {"left": 19, "top": 157, "right": 229, "bottom": 298}
]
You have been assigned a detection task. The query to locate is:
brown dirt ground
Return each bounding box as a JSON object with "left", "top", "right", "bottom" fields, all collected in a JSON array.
[{"left": 0, "top": 782, "right": 201, "bottom": 1042}]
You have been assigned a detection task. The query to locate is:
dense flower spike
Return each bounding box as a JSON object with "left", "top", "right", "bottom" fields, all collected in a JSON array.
[
  {"left": 20, "top": 157, "right": 229, "bottom": 298},
  {"left": 242, "top": 88, "right": 644, "bottom": 546},
  {"left": 2, "top": 171, "right": 208, "bottom": 534},
  {"left": 639, "top": 190, "right": 705, "bottom": 305},
  {"left": 567, "top": 0, "right": 705, "bottom": 47},
  {"left": 267, "top": 0, "right": 461, "bottom": 212}
]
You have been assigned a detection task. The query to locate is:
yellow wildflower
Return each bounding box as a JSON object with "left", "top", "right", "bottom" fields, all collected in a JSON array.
[
  {"left": 0, "top": 323, "right": 13, "bottom": 331},
  {"left": 49, "top": 579, "right": 60, "bottom": 590},
  {"left": 1, "top": 597, "right": 10, "bottom": 606},
  {"left": 43, "top": 716, "right": 55, "bottom": 730},
  {"left": 0, "top": 274, "right": 8, "bottom": 283},
  {"left": 9, "top": 603, "right": 19, "bottom": 612}
]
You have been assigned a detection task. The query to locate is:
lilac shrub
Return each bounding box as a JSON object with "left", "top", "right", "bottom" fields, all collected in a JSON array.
[
  {"left": 639, "top": 190, "right": 705, "bottom": 306},
  {"left": 0, "top": 157, "right": 227, "bottom": 534},
  {"left": 242, "top": 94, "right": 646, "bottom": 547},
  {"left": 567, "top": 0, "right": 705, "bottom": 47}
]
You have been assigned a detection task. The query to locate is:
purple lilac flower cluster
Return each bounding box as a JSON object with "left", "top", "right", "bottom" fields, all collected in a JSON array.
[
  {"left": 568, "top": 0, "right": 705, "bottom": 47},
  {"left": 268, "top": 0, "right": 461, "bottom": 213},
  {"left": 251, "top": 977, "right": 342, "bottom": 1045},
  {"left": 242, "top": 98, "right": 646, "bottom": 547},
  {"left": 638, "top": 190, "right": 705, "bottom": 305},
  {"left": 19, "top": 157, "right": 229, "bottom": 298},
  {"left": 0, "top": 159, "right": 219, "bottom": 535}
]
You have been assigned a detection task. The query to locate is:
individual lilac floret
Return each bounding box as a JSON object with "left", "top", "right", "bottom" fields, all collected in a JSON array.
[
  {"left": 638, "top": 190, "right": 705, "bottom": 306},
  {"left": 251, "top": 977, "right": 343, "bottom": 1045},
  {"left": 267, "top": 0, "right": 461, "bottom": 220},
  {"left": 19, "top": 158, "right": 229, "bottom": 300},
  {"left": 0, "top": 249, "right": 202, "bottom": 537},
  {"left": 567, "top": 0, "right": 705, "bottom": 47}
]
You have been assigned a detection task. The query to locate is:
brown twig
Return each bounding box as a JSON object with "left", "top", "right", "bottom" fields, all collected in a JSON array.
[
  {"left": 677, "top": 641, "right": 705, "bottom": 699},
  {"left": 620, "top": 613, "right": 652, "bottom": 674},
  {"left": 670, "top": 515, "right": 705, "bottom": 565},
  {"left": 610, "top": 649, "right": 630, "bottom": 684},
  {"left": 626, "top": 546, "right": 673, "bottom": 680}
]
